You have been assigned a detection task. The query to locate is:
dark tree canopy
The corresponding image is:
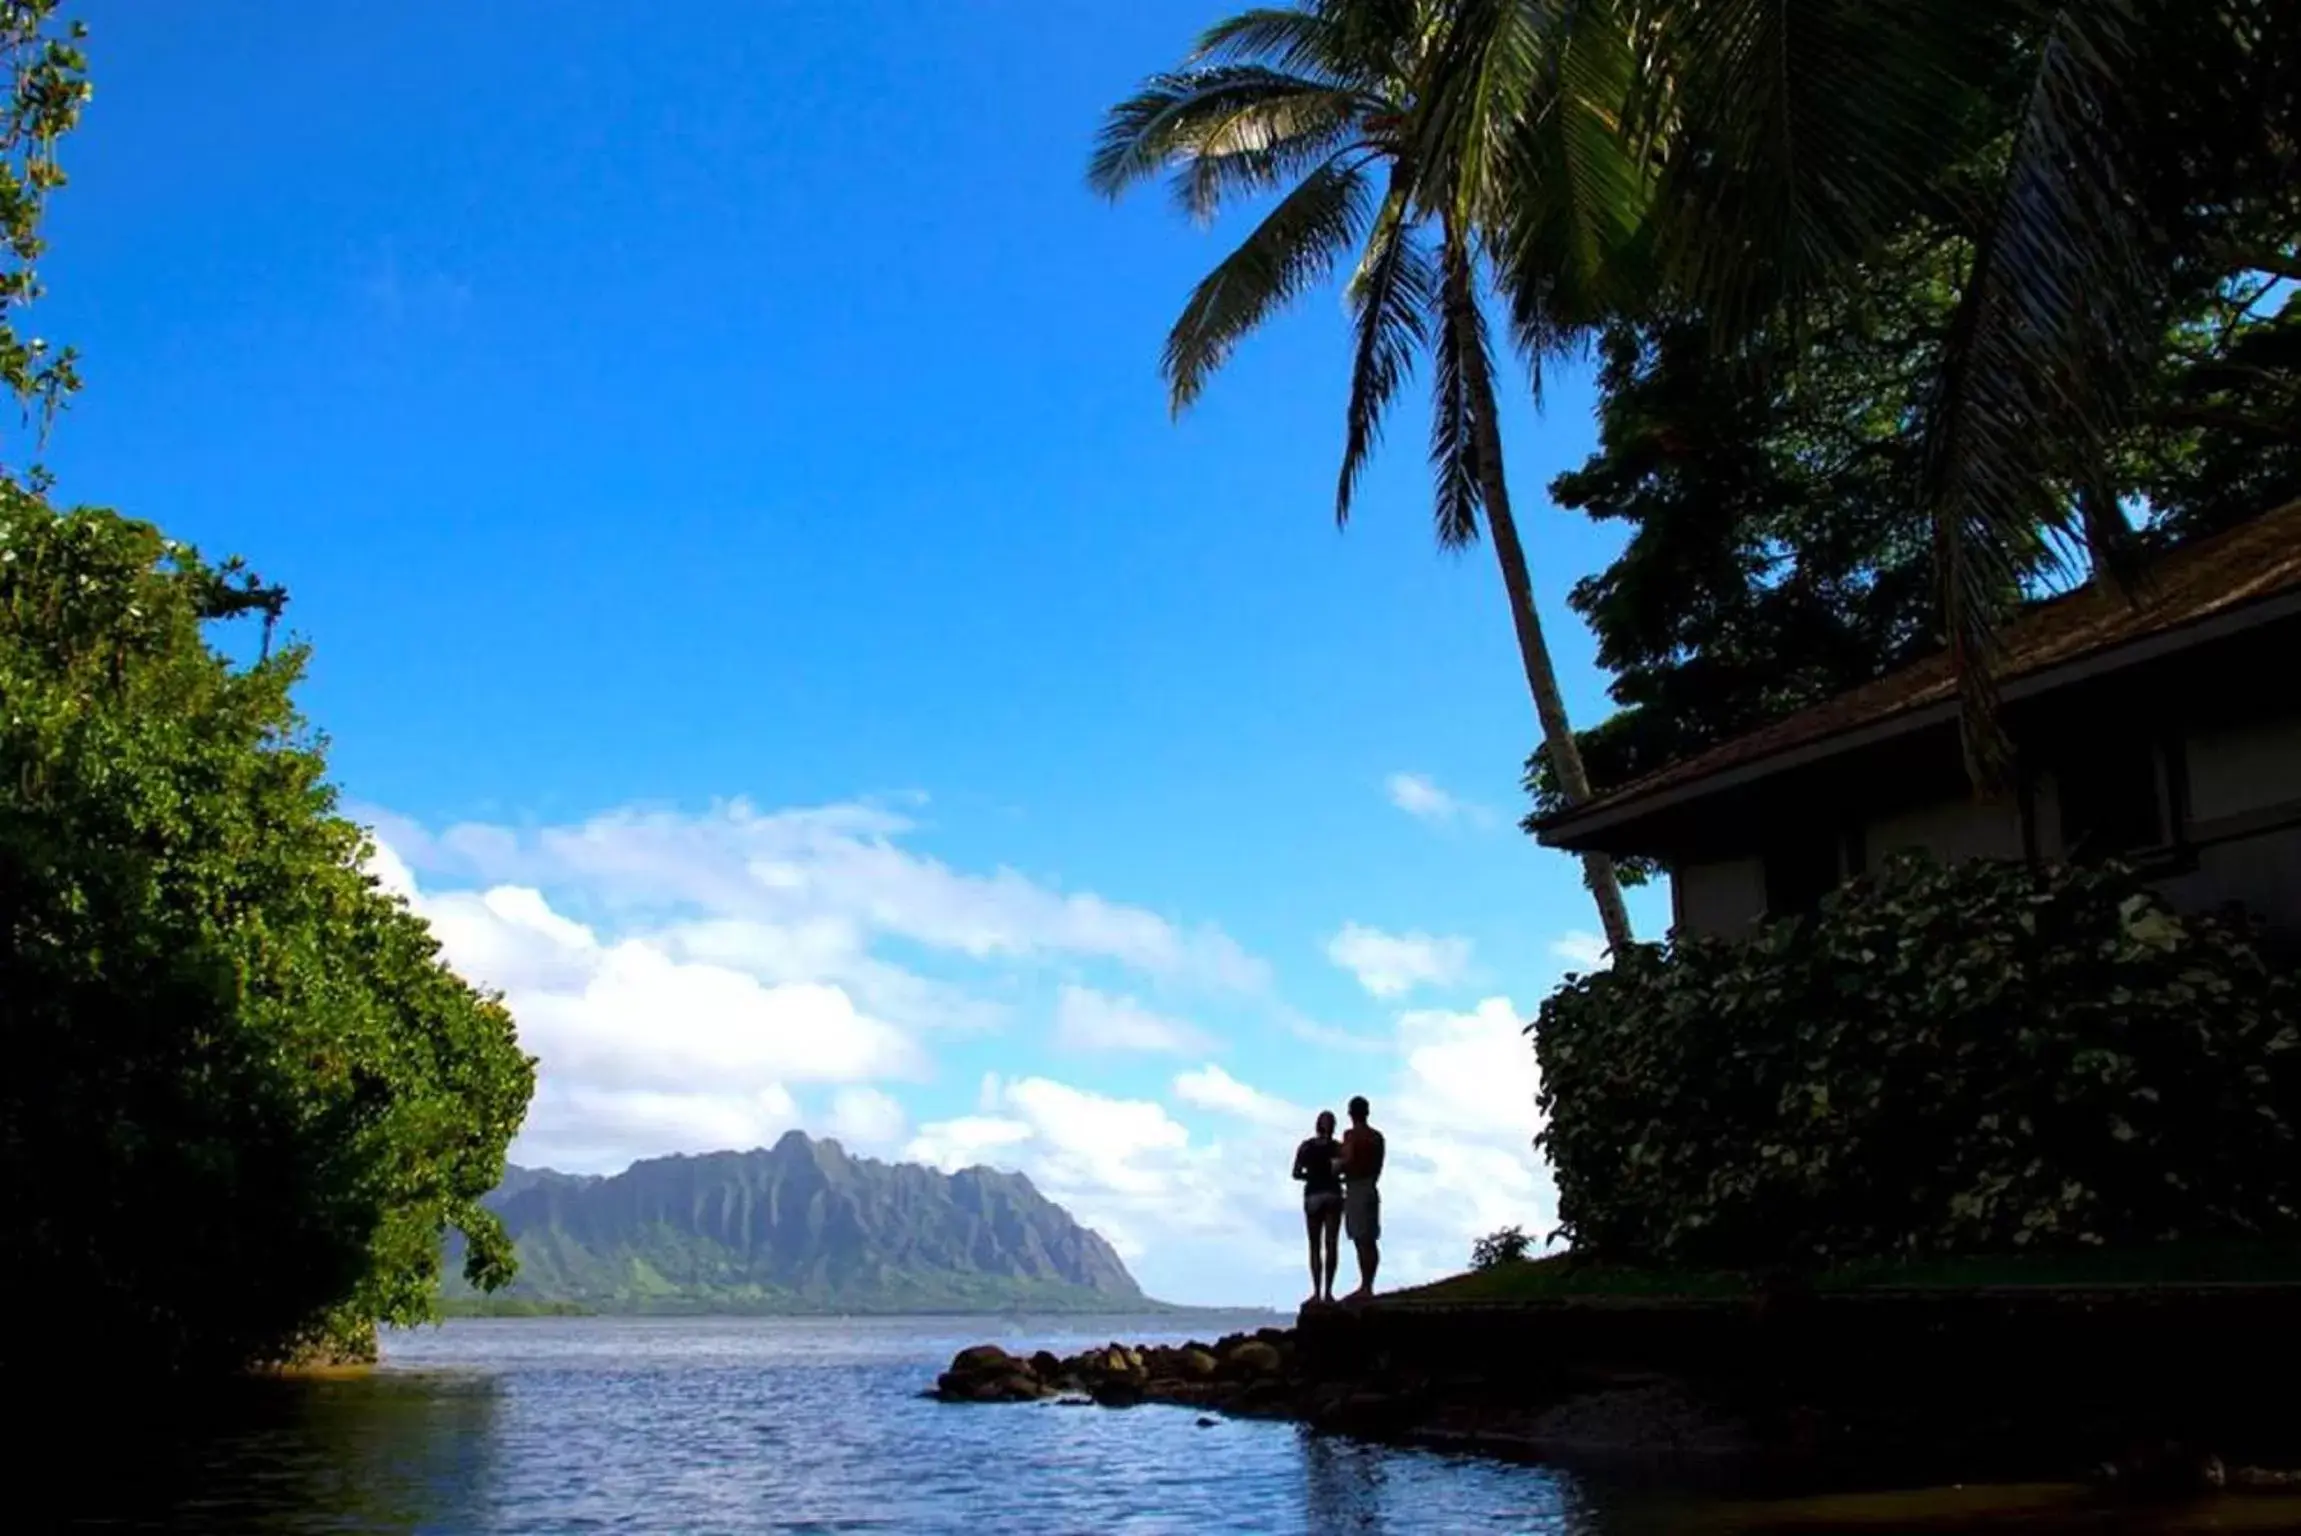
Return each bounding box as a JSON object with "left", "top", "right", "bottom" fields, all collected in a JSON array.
[
  {"left": 1525, "top": 0, "right": 2299, "bottom": 848},
  {"left": 1521, "top": 239, "right": 1970, "bottom": 869},
  {"left": 0, "top": 492, "right": 535, "bottom": 1375}
]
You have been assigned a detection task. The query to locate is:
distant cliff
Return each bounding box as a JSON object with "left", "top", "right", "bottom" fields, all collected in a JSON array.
[{"left": 445, "top": 1131, "right": 1148, "bottom": 1314}]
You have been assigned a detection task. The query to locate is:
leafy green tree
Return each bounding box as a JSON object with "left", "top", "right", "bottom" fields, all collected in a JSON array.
[
  {"left": 1092, "top": 0, "right": 1643, "bottom": 952},
  {"left": 0, "top": 1, "right": 88, "bottom": 483},
  {"left": 0, "top": 492, "right": 535, "bottom": 1374},
  {"left": 1520, "top": 241, "right": 1960, "bottom": 862},
  {"left": 0, "top": 3, "right": 532, "bottom": 1375}
]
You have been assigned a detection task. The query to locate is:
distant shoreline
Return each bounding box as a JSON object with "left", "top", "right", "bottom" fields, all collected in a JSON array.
[{"left": 430, "top": 1300, "right": 1285, "bottom": 1322}]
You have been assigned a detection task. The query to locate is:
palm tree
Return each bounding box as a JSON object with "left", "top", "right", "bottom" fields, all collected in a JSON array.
[{"left": 1091, "top": 0, "right": 1644, "bottom": 954}]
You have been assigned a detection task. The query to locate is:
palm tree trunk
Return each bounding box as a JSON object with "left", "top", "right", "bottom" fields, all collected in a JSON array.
[{"left": 1445, "top": 241, "right": 1637, "bottom": 956}]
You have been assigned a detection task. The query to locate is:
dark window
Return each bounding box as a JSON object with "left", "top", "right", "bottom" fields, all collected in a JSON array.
[
  {"left": 2058, "top": 737, "right": 2171, "bottom": 860},
  {"left": 1763, "top": 823, "right": 1843, "bottom": 918}
]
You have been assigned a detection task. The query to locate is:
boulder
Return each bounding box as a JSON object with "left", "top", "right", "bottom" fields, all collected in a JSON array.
[
  {"left": 952, "top": 1344, "right": 1016, "bottom": 1376},
  {"left": 1092, "top": 1377, "right": 1145, "bottom": 1408},
  {"left": 1029, "top": 1350, "right": 1063, "bottom": 1382},
  {"left": 1176, "top": 1348, "right": 1219, "bottom": 1380},
  {"left": 1225, "top": 1340, "right": 1285, "bottom": 1379}
]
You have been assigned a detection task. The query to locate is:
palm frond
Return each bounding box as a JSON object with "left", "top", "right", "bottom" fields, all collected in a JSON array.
[
  {"left": 1429, "top": 236, "right": 1495, "bottom": 548},
  {"left": 1163, "top": 154, "right": 1376, "bottom": 414},
  {"left": 1418, "top": 0, "right": 1548, "bottom": 218},
  {"left": 1921, "top": 0, "right": 2158, "bottom": 784},
  {"left": 1172, "top": 86, "right": 1374, "bottom": 224},
  {"left": 1650, "top": 0, "right": 1991, "bottom": 337},
  {"left": 1493, "top": 0, "right": 1654, "bottom": 361},
  {"left": 1318, "top": 0, "right": 1431, "bottom": 82},
  {"left": 1089, "top": 66, "right": 1351, "bottom": 200},
  {"left": 1193, "top": 6, "right": 1346, "bottom": 75},
  {"left": 1338, "top": 179, "right": 1437, "bottom": 522}
]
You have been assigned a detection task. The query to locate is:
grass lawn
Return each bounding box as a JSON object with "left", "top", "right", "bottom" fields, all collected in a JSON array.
[{"left": 1386, "top": 1241, "right": 2301, "bottom": 1307}]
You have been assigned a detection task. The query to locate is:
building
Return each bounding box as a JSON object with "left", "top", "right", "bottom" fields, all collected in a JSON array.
[{"left": 1536, "top": 500, "right": 2301, "bottom": 938}]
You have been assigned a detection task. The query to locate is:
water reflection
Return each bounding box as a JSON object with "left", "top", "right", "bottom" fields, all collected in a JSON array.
[{"left": 73, "top": 1371, "right": 503, "bottom": 1533}]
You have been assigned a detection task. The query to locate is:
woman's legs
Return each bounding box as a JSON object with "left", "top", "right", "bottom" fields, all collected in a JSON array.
[
  {"left": 1302, "top": 1205, "right": 1323, "bottom": 1305},
  {"left": 1318, "top": 1205, "right": 1342, "bottom": 1300}
]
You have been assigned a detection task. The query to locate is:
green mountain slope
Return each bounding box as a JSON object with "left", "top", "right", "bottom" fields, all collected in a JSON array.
[{"left": 444, "top": 1131, "right": 1149, "bottom": 1314}]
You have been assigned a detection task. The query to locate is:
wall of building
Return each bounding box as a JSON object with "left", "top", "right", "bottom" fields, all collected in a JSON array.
[
  {"left": 2161, "top": 827, "right": 2301, "bottom": 932},
  {"left": 2186, "top": 711, "right": 2301, "bottom": 823},
  {"left": 1662, "top": 708, "right": 2301, "bottom": 940},
  {"left": 1672, "top": 856, "right": 1767, "bottom": 939},
  {"left": 1866, "top": 795, "right": 2028, "bottom": 866},
  {"left": 2162, "top": 708, "right": 2301, "bottom": 931}
]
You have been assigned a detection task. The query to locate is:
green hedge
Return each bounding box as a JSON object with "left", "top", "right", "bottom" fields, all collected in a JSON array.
[{"left": 1532, "top": 854, "right": 2301, "bottom": 1267}]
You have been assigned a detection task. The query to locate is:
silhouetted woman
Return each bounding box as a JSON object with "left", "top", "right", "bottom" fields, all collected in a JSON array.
[{"left": 1292, "top": 1110, "right": 1344, "bottom": 1306}]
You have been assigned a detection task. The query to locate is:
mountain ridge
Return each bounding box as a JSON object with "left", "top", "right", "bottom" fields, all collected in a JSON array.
[{"left": 448, "top": 1130, "right": 1154, "bottom": 1314}]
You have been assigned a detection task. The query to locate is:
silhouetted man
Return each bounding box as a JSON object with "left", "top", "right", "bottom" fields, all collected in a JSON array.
[
  {"left": 1339, "top": 1095, "right": 1385, "bottom": 1302},
  {"left": 1291, "top": 1110, "right": 1344, "bottom": 1305}
]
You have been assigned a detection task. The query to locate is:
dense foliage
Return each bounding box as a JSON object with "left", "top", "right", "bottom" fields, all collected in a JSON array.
[
  {"left": 1521, "top": 238, "right": 1966, "bottom": 867},
  {"left": 1524, "top": 0, "right": 2299, "bottom": 833},
  {"left": 0, "top": 493, "right": 534, "bottom": 1373},
  {"left": 1533, "top": 856, "right": 2301, "bottom": 1268},
  {"left": 0, "top": 1, "right": 87, "bottom": 482},
  {"left": 1469, "top": 1226, "right": 1532, "bottom": 1270}
]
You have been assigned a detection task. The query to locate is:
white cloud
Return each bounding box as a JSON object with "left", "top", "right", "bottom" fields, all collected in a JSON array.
[
  {"left": 376, "top": 840, "right": 922, "bottom": 1174},
  {"left": 1174, "top": 1063, "right": 1304, "bottom": 1130},
  {"left": 911, "top": 1078, "right": 1264, "bottom": 1269},
  {"left": 518, "top": 1082, "right": 800, "bottom": 1174},
  {"left": 1053, "top": 985, "right": 1216, "bottom": 1056},
  {"left": 905, "top": 1113, "right": 1035, "bottom": 1172},
  {"left": 1384, "top": 772, "right": 1493, "bottom": 828},
  {"left": 826, "top": 1087, "right": 909, "bottom": 1153},
  {"left": 364, "top": 798, "right": 1280, "bottom": 1179},
  {"left": 386, "top": 800, "right": 1270, "bottom": 995},
  {"left": 1549, "top": 930, "right": 1611, "bottom": 971},
  {"left": 1325, "top": 922, "right": 1473, "bottom": 998}
]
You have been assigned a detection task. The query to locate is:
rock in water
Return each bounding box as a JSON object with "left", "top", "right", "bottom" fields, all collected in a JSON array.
[
  {"left": 953, "top": 1344, "right": 1016, "bottom": 1375},
  {"left": 1092, "top": 1377, "right": 1145, "bottom": 1408},
  {"left": 1225, "top": 1340, "right": 1284, "bottom": 1378}
]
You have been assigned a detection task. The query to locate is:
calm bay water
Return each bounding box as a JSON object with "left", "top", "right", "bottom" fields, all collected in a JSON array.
[
  {"left": 65, "top": 1314, "right": 1608, "bottom": 1534},
  {"left": 54, "top": 1315, "right": 2301, "bottom": 1533}
]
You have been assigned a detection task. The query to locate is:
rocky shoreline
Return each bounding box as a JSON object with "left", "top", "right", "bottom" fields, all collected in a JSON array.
[
  {"left": 928, "top": 1320, "right": 1756, "bottom": 1465},
  {"left": 932, "top": 1303, "right": 2301, "bottom": 1500},
  {"left": 931, "top": 1328, "right": 1303, "bottom": 1417}
]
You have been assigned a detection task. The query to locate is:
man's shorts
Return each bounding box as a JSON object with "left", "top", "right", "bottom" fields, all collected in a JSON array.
[{"left": 1344, "top": 1181, "right": 1380, "bottom": 1243}]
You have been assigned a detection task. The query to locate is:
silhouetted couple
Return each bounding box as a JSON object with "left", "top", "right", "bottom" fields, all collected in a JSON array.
[{"left": 1291, "top": 1096, "right": 1384, "bottom": 1306}]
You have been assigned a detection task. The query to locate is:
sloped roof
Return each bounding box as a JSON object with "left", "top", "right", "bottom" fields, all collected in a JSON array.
[{"left": 1538, "top": 498, "right": 2301, "bottom": 844}]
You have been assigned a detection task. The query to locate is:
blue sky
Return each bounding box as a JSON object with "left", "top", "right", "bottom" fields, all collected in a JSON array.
[{"left": 41, "top": 1, "right": 1667, "bottom": 1305}]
